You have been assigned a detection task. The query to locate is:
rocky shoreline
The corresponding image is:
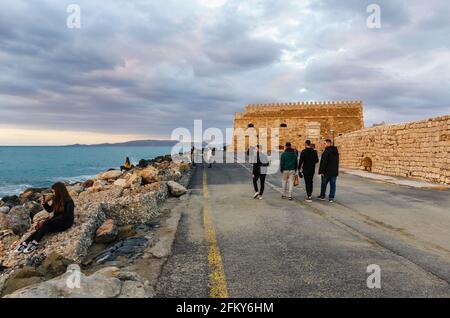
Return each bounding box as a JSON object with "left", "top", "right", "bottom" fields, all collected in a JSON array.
[{"left": 0, "top": 154, "right": 192, "bottom": 297}]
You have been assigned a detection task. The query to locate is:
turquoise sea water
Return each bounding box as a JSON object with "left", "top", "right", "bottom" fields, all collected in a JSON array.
[{"left": 0, "top": 146, "right": 172, "bottom": 198}]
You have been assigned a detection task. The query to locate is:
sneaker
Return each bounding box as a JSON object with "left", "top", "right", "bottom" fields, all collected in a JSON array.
[
  {"left": 258, "top": 196, "right": 264, "bottom": 200},
  {"left": 305, "top": 197, "right": 312, "bottom": 202},
  {"left": 288, "top": 196, "right": 293, "bottom": 201},
  {"left": 254, "top": 192, "right": 260, "bottom": 199},
  {"left": 329, "top": 199, "right": 334, "bottom": 203},
  {"left": 23, "top": 241, "right": 40, "bottom": 254},
  {"left": 281, "top": 195, "right": 287, "bottom": 199},
  {"left": 14, "top": 242, "right": 28, "bottom": 254},
  {"left": 317, "top": 196, "right": 326, "bottom": 201}
]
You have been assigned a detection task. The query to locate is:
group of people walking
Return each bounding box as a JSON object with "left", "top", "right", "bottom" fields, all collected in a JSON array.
[{"left": 252, "top": 139, "right": 339, "bottom": 202}]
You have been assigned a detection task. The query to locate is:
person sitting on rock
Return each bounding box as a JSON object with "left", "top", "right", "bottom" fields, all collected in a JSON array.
[
  {"left": 120, "top": 157, "right": 134, "bottom": 171},
  {"left": 15, "top": 182, "right": 75, "bottom": 254}
]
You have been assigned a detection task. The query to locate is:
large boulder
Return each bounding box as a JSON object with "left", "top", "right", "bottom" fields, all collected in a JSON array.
[
  {"left": 95, "top": 219, "right": 118, "bottom": 244},
  {"left": 32, "top": 210, "right": 50, "bottom": 224},
  {"left": 23, "top": 201, "right": 43, "bottom": 218},
  {"left": 1, "top": 267, "right": 45, "bottom": 297},
  {"left": 101, "top": 192, "right": 159, "bottom": 226},
  {"left": 19, "top": 188, "right": 46, "bottom": 204},
  {"left": 113, "top": 178, "right": 128, "bottom": 188},
  {"left": 135, "top": 166, "right": 159, "bottom": 184},
  {"left": 6, "top": 206, "right": 31, "bottom": 235},
  {"left": 37, "top": 252, "right": 72, "bottom": 277},
  {"left": 0, "top": 206, "right": 10, "bottom": 214},
  {"left": 167, "top": 181, "right": 187, "bottom": 197},
  {"left": 1, "top": 196, "right": 20, "bottom": 208},
  {"left": 97, "top": 170, "right": 122, "bottom": 181}
]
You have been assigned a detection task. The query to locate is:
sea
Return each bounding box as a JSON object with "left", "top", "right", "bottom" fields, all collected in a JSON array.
[{"left": 0, "top": 146, "right": 173, "bottom": 198}]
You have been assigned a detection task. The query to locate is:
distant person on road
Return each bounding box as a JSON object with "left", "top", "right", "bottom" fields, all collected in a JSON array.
[
  {"left": 15, "top": 182, "right": 75, "bottom": 254},
  {"left": 206, "top": 148, "right": 214, "bottom": 168},
  {"left": 191, "top": 146, "right": 196, "bottom": 166},
  {"left": 120, "top": 157, "right": 134, "bottom": 172},
  {"left": 280, "top": 142, "right": 298, "bottom": 200},
  {"left": 318, "top": 139, "right": 340, "bottom": 202},
  {"left": 252, "top": 145, "right": 269, "bottom": 200}
]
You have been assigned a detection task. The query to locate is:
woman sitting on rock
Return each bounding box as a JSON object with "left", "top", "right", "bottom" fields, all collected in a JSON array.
[
  {"left": 15, "top": 182, "right": 75, "bottom": 254},
  {"left": 120, "top": 157, "right": 134, "bottom": 172}
]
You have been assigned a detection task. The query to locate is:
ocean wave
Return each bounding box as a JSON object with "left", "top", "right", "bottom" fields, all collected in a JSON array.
[
  {"left": 49, "top": 174, "right": 96, "bottom": 184},
  {"left": 0, "top": 184, "right": 33, "bottom": 197}
]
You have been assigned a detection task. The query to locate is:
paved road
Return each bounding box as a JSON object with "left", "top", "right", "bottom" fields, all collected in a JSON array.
[{"left": 157, "top": 163, "right": 450, "bottom": 297}]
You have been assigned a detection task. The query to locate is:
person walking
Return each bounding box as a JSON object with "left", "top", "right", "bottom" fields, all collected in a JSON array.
[
  {"left": 318, "top": 139, "right": 340, "bottom": 202},
  {"left": 252, "top": 145, "right": 269, "bottom": 200},
  {"left": 280, "top": 142, "right": 298, "bottom": 200},
  {"left": 298, "top": 140, "right": 319, "bottom": 202}
]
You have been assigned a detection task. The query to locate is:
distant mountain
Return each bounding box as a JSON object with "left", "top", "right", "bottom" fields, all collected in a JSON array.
[{"left": 67, "top": 139, "right": 178, "bottom": 147}]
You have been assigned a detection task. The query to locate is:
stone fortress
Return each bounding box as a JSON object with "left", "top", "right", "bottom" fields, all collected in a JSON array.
[
  {"left": 231, "top": 100, "right": 364, "bottom": 152},
  {"left": 231, "top": 101, "right": 450, "bottom": 184}
]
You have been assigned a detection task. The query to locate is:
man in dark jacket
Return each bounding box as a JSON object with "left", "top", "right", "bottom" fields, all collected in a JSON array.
[
  {"left": 318, "top": 139, "right": 339, "bottom": 202},
  {"left": 252, "top": 145, "right": 269, "bottom": 200},
  {"left": 280, "top": 142, "right": 298, "bottom": 200},
  {"left": 298, "top": 140, "right": 319, "bottom": 202}
]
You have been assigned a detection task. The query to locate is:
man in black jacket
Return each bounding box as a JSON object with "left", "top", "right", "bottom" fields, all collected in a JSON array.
[
  {"left": 318, "top": 139, "right": 340, "bottom": 202},
  {"left": 298, "top": 140, "right": 319, "bottom": 202},
  {"left": 252, "top": 145, "right": 269, "bottom": 200}
]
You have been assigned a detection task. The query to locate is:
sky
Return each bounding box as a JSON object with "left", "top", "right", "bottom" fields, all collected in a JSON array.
[{"left": 0, "top": 0, "right": 449, "bottom": 145}]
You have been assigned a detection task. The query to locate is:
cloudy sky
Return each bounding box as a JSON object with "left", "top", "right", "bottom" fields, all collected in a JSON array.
[{"left": 0, "top": 0, "right": 449, "bottom": 145}]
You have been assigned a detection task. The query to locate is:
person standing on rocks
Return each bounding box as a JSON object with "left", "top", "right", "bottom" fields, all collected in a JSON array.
[
  {"left": 15, "top": 182, "right": 75, "bottom": 254},
  {"left": 252, "top": 145, "right": 269, "bottom": 200},
  {"left": 280, "top": 142, "right": 298, "bottom": 200},
  {"left": 298, "top": 140, "right": 319, "bottom": 202},
  {"left": 318, "top": 139, "right": 340, "bottom": 202}
]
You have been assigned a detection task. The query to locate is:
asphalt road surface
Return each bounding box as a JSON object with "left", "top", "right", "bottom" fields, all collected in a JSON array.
[{"left": 157, "top": 162, "right": 450, "bottom": 297}]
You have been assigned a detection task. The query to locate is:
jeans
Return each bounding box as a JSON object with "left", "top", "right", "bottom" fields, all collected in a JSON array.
[
  {"left": 320, "top": 175, "right": 337, "bottom": 199},
  {"left": 25, "top": 215, "right": 74, "bottom": 243},
  {"left": 303, "top": 173, "right": 314, "bottom": 197},
  {"left": 281, "top": 170, "right": 296, "bottom": 197},
  {"left": 253, "top": 173, "right": 266, "bottom": 195}
]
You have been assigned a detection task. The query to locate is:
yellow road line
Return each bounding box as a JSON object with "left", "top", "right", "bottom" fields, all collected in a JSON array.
[{"left": 202, "top": 169, "right": 229, "bottom": 298}]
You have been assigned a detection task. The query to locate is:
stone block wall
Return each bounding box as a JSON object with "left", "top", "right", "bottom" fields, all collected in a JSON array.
[
  {"left": 231, "top": 101, "right": 364, "bottom": 152},
  {"left": 335, "top": 115, "right": 450, "bottom": 184}
]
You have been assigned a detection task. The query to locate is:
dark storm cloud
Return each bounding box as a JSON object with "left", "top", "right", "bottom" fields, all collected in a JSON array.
[{"left": 0, "top": 0, "right": 449, "bottom": 143}]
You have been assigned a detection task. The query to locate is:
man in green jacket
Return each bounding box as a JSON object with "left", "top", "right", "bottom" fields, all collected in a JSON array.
[{"left": 280, "top": 142, "right": 298, "bottom": 200}]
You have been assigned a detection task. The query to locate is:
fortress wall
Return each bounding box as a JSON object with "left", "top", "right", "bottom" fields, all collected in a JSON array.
[
  {"left": 335, "top": 115, "right": 450, "bottom": 184},
  {"left": 232, "top": 101, "right": 364, "bottom": 152}
]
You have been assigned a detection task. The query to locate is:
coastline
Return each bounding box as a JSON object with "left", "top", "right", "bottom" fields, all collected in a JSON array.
[{"left": 0, "top": 153, "right": 193, "bottom": 298}]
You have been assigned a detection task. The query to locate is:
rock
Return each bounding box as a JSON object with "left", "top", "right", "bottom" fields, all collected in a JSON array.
[
  {"left": 92, "top": 237, "right": 149, "bottom": 265},
  {"left": 0, "top": 213, "right": 8, "bottom": 231},
  {"left": 167, "top": 181, "right": 187, "bottom": 197},
  {"left": 95, "top": 219, "right": 118, "bottom": 244},
  {"left": 135, "top": 166, "right": 159, "bottom": 184},
  {"left": 19, "top": 188, "right": 46, "bottom": 204},
  {"left": 82, "top": 179, "right": 94, "bottom": 188},
  {"left": 37, "top": 252, "right": 72, "bottom": 277},
  {"left": 117, "top": 225, "right": 137, "bottom": 241},
  {"left": 113, "top": 178, "right": 128, "bottom": 188},
  {"left": 157, "top": 168, "right": 182, "bottom": 182},
  {"left": 101, "top": 192, "right": 159, "bottom": 226},
  {"left": 118, "top": 280, "right": 154, "bottom": 298},
  {"left": 97, "top": 170, "right": 123, "bottom": 181},
  {"left": 89, "top": 180, "right": 108, "bottom": 192},
  {"left": 67, "top": 185, "right": 85, "bottom": 198},
  {"left": 127, "top": 174, "right": 142, "bottom": 189},
  {"left": 1, "top": 267, "right": 45, "bottom": 297},
  {"left": 32, "top": 210, "right": 50, "bottom": 224},
  {"left": 4, "top": 266, "right": 122, "bottom": 298},
  {"left": 23, "top": 201, "right": 43, "bottom": 218},
  {"left": 0, "top": 206, "right": 10, "bottom": 214},
  {"left": 6, "top": 206, "right": 31, "bottom": 236},
  {"left": 1, "top": 196, "right": 20, "bottom": 208}
]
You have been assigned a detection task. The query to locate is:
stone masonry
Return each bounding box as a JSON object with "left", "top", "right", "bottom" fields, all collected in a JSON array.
[
  {"left": 231, "top": 101, "right": 364, "bottom": 152},
  {"left": 335, "top": 115, "right": 450, "bottom": 184}
]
